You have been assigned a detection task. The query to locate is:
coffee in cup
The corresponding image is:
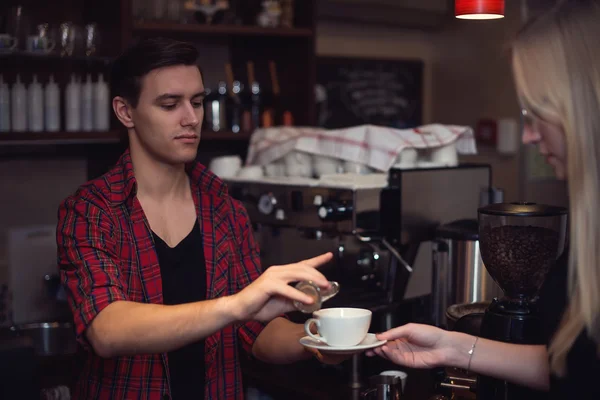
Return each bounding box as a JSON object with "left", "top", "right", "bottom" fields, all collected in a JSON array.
[{"left": 304, "top": 307, "right": 371, "bottom": 347}]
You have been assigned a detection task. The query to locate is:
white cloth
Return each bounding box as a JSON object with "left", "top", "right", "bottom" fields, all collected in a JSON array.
[{"left": 245, "top": 124, "right": 477, "bottom": 172}]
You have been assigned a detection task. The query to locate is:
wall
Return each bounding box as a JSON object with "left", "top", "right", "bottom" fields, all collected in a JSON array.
[
  {"left": 316, "top": 1, "right": 567, "bottom": 205},
  {"left": 316, "top": 21, "right": 437, "bottom": 126},
  {"left": 0, "top": 158, "right": 87, "bottom": 291}
]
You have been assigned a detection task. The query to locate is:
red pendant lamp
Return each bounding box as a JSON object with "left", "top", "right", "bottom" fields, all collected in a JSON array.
[{"left": 455, "top": 0, "right": 505, "bottom": 20}]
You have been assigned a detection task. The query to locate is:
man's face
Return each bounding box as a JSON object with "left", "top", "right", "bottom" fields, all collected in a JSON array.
[{"left": 130, "top": 65, "right": 205, "bottom": 165}]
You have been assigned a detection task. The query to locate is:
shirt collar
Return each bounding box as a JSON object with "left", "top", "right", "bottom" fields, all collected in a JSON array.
[{"left": 108, "top": 148, "right": 228, "bottom": 206}]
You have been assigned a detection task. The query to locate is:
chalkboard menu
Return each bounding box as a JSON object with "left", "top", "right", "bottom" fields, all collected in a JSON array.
[{"left": 315, "top": 56, "right": 423, "bottom": 129}]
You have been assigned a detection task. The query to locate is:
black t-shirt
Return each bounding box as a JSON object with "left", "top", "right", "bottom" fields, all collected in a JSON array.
[
  {"left": 537, "top": 250, "right": 600, "bottom": 399},
  {"left": 153, "top": 220, "right": 206, "bottom": 400}
]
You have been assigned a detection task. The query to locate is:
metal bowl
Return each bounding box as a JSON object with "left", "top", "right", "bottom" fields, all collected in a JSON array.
[{"left": 5, "top": 322, "right": 77, "bottom": 356}]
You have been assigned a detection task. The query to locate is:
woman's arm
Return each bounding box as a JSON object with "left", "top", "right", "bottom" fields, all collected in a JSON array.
[
  {"left": 370, "top": 324, "right": 550, "bottom": 391},
  {"left": 448, "top": 331, "right": 550, "bottom": 391}
]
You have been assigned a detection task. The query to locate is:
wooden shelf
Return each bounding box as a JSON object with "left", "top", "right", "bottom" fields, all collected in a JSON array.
[
  {"left": 133, "top": 22, "right": 313, "bottom": 38},
  {"left": 0, "top": 51, "right": 113, "bottom": 65},
  {"left": 0, "top": 130, "right": 251, "bottom": 146},
  {"left": 202, "top": 131, "right": 252, "bottom": 140},
  {"left": 0, "top": 131, "right": 122, "bottom": 146}
]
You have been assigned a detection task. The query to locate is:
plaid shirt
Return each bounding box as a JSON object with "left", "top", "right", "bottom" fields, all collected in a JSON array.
[{"left": 57, "top": 149, "right": 267, "bottom": 400}]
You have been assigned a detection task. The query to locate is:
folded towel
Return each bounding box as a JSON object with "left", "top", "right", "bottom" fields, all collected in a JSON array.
[{"left": 246, "top": 124, "right": 477, "bottom": 172}]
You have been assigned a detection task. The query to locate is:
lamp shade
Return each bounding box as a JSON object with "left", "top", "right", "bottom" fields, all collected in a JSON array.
[{"left": 455, "top": 0, "right": 505, "bottom": 20}]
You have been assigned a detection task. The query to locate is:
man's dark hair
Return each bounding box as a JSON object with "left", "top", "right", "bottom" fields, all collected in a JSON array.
[{"left": 110, "top": 37, "right": 200, "bottom": 108}]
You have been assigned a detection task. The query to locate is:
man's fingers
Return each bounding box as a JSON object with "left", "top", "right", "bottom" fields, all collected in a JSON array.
[
  {"left": 272, "top": 283, "right": 315, "bottom": 305},
  {"left": 278, "top": 265, "right": 330, "bottom": 288},
  {"left": 298, "top": 252, "right": 333, "bottom": 268}
]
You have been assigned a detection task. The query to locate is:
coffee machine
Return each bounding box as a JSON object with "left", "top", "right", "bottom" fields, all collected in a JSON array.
[
  {"left": 225, "top": 164, "right": 491, "bottom": 390},
  {"left": 226, "top": 165, "right": 491, "bottom": 325},
  {"left": 476, "top": 202, "right": 568, "bottom": 400}
]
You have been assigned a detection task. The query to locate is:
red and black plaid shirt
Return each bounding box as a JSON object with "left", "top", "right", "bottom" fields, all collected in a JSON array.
[{"left": 57, "top": 149, "right": 267, "bottom": 400}]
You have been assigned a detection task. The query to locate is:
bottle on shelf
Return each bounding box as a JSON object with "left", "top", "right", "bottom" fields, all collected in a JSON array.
[
  {"left": 0, "top": 75, "right": 10, "bottom": 132},
  {"left": 230, "top": 80, "right": 243, "bottom": 133},
  {"left": 246, "top": 61, "right": 263, "bottom": 131},
  {"left": 81, "top": 74, "right": 94, "bottom": 132},
  {"left": 224, "top": 63, "right": 241, "bottom": 134},
  {"left": 45, "top": 75, "right": 61, "bottom": 132},
  {"left": 94, "top": 74, "right": 110, "bottom": 131},
  {"left": 65, "top": 74, "right": 81, "bottom": 132},
  {"left": 11, "top": 75, "right": 27, "bottom": 132},
  {"left": 28, "top": 75, "right": 44, "bottom": 132}
]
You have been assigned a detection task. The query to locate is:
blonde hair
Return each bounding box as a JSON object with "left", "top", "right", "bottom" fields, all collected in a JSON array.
[{"left": 511, "top": 0, "right": 600, "bottom": 376}]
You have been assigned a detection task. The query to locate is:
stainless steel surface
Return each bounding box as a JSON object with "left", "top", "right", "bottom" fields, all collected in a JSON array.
[
  {"left": 227, "top": 181, "right": 382, "bottom": 233},
  {"left": 350, "top": 354, "right": 364, "bottom": 389},
  {"left": 454, "top": 241, "right": 501, "bottom": 304},
  {"left": 362, "top": 374, "right": 404, "bottom": 399},
  {"left": 432, "top": 238, "right": 502, "bottom": 327},
  {"left": 255, "top": 227, "right": 394, "bottom": 308},
  {"left": 227, "top": 165, "right": 491, "bottom": 320},
  {"left": 5, "top": 322, "right": 76, "bottom": 356},
  {"left": 387, "top": 167, "right": 491, "bottom": 247},
  {"left": 431, "top": 240, "right": 451, "bottom": 328},
  {"left": 356, "top": 233, "right": 413, "bottom": 273}
]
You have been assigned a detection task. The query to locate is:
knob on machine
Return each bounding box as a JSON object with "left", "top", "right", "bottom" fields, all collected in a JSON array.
[
  {"left": 258, "top": 193, "right": 277, "bottom": 215},
  {"left": 317, "top": 201, "right": 353, "bottom": 222}
]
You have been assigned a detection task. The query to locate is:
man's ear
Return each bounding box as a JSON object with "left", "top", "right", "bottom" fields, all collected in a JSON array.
[{"left": 113, "top": 96, "right": 135, "bottom": 129}]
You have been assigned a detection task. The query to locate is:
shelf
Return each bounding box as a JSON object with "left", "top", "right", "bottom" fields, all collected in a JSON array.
[
  {"left": 0, "top": 51, "right": 113, "bottom": 65},
  {"left": 133, "top": 22, "right": 313, "bottom": 38},
  {"left": 0, "top": 131, "right": 122, "bottom": 146},
  {"left": 0, "top": 130, "right": 251, "bottom": 146},
  {"left": 202, "top": 131, "right": 252, "bottom": 140}
]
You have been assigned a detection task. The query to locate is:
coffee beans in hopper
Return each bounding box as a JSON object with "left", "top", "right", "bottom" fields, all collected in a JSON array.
[{"left": 480, "top": 225, "right": 560, "bottom": 298}]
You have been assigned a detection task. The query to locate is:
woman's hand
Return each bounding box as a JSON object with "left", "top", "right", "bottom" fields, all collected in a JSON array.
[{"left": 366, "top": 323, "right": 462, "bottom": 369}]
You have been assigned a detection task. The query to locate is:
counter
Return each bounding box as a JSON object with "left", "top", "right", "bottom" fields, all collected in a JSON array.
[{"left": 242, "top": 354, "right": 436, "bottom": 400}]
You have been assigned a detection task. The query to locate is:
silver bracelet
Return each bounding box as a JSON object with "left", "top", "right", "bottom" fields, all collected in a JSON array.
[{"left": 467, "top": 336, "right": 479, "bottom": 373}]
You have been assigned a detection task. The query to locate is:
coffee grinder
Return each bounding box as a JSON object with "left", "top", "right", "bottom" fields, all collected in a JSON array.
[{"left": 476, "top": 202, "right": 568, "bottom": 400}]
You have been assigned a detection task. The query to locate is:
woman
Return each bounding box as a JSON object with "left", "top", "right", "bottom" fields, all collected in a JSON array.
[{"left": 367, "top": 1, "right": 600, "bottom": 398}]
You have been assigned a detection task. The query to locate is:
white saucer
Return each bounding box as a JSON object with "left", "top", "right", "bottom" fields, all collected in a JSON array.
[{"left": 299, "top": 333, "right": 387, "bottom": 354}]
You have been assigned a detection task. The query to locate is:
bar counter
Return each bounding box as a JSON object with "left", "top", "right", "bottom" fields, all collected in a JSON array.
[{"left": 242, "top": 354, "right": 436, "bottom": 399}]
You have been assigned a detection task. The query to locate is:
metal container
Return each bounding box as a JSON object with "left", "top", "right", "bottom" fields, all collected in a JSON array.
[
  {"left": 362, "top": 374, "right": 404, "bottom": 399},
  {"left": 6, "top": 322, "right": 77, "bottom": 356},
  {"left": 431, "top": 219, "right": 502, "bottom": 328}
]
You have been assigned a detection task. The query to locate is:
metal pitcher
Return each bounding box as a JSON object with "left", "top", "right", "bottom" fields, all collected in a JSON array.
[{"left": 362, "top": 375, "right": 403, "bottom": 400}]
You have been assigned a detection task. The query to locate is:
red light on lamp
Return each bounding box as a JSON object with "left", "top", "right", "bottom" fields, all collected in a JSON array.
[{"left": 455, "top": 0, "right": 505, "bottom": 20}]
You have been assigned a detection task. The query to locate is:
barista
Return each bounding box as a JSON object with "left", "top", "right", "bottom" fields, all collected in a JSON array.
[
  {"left": 56, "top": 37, "right": 345, "bottom": 400},
  {"left": 367, "top": 1, "right": 600, "bottom": 399}
]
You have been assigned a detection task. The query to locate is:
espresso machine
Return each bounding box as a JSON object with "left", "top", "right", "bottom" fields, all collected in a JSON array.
[
  {"left": 476, "top": 202, "right": 568, "bottom": 400},
  {"left": 226, "top": 164, "right": 491, "bottom": 326}
]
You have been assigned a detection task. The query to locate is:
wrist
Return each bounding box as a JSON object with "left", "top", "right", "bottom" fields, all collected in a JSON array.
[
  {"left": 217, "top": 294, "right": 244, "bottom": 323},
  {"left": 445, "top": 331, "right": 476, "bottom": 370}
]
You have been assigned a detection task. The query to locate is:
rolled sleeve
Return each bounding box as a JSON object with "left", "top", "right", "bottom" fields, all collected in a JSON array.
[{"left": 56, "top": 195, "right": 128, "bottom": 347}]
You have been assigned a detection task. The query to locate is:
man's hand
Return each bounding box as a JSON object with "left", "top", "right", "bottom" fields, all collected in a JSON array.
[{"left": 231, "top": 253, "right": 333, "bottom": 322}]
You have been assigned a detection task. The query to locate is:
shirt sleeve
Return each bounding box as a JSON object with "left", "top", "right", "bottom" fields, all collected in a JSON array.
[
  {"left": 229, "top": 198, "right": 276, "bottom": 354},
  {"left": 56, "top": 194, "right": 128, "bottom": 348}
]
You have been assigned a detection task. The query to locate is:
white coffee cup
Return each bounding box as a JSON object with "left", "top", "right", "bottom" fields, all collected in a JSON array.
[
  {"left": 264, "top": 160, "right": 286, "bottom": 177},
  {"left": 313, "top": 155, "right": 342, "bottom": 178},
  {"left": 209, "top": 155, "right": 242, "bottom": 178},
  {"left": 430, "top": 143, "right": 458, "bottom": 166},
  {"left": 304, "top": 307, "right": 372, "bottom": 347},
  {"left": 343, "top": 161, "right": 373, "bottom": 174},
  {"left": 380, "top": 370, "right": 408, "bottom": 393},
  {"left": 284, "top": 151, "right": 313, "bottom": 177},
  {"left": 237, "top": 165, "right": 263, "bottom": 179}
]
